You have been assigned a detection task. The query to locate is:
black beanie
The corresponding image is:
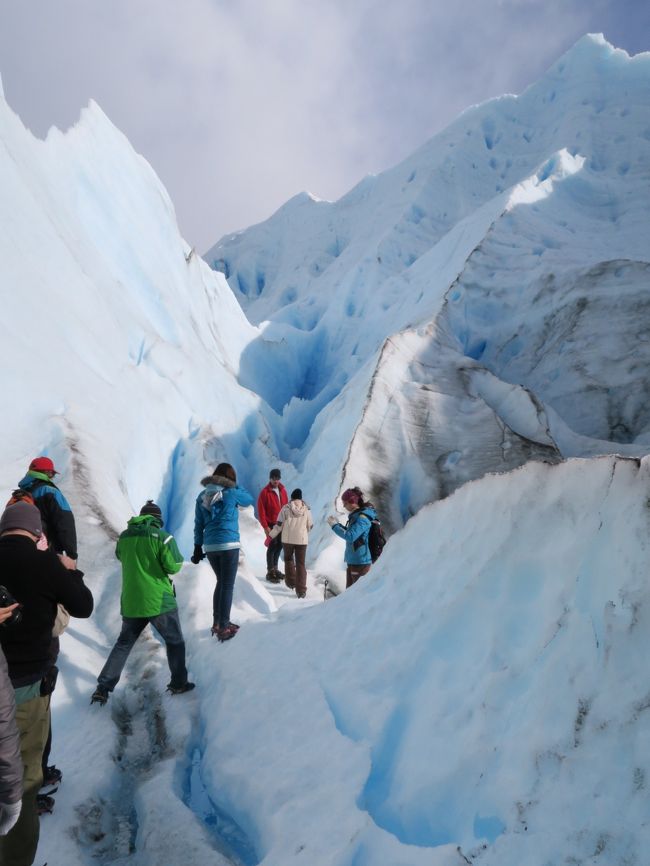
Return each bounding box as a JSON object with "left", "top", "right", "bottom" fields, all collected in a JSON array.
[
  {"left": 140, "top": 500, "right": 163, "bottom": 523},
  {"left": 291, "top": 488, "right": 302, "bottom": 500}
]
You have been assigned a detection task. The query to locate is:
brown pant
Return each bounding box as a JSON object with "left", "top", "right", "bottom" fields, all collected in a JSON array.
[
  {"left": 346, "top": 564, "right": 371, "bottom": 589},
  {"left": 282, "top": 544, "right": 307, "bottom": 595},
  {"left": 0, "top": 694, "right": 50, "bottom": 866}
]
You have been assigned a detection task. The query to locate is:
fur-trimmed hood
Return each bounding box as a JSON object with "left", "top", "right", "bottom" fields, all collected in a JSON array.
[{"left": 201, "top": 474, "right": 235, "bottom": 489}]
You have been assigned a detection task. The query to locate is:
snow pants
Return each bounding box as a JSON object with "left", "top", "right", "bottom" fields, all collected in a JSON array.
[{"left": 0, "top": 693, "right": 49, "bottom": 866}]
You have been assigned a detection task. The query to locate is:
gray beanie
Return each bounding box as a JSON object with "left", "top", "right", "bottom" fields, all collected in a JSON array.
[{"left": 0, "top": 502, "right": 42, "bottom": 537}]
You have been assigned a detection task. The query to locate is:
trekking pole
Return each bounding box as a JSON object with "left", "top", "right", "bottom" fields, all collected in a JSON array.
[{"left": 324, "top": 579, "right": 328, "bottom": 601}]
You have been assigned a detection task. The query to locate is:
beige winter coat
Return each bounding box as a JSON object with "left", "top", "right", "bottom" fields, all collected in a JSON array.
[{"left": 269, "top": 500, "right": 314, "bottom": 545}]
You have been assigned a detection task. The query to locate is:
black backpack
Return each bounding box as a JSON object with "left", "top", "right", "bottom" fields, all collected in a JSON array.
[{"left": 356, "top": 511, "right": 387, "bottom": 563}]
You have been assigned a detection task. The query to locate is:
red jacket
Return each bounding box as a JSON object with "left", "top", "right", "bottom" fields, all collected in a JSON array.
[{"left": 257, "top": 483, "right": 288, "bottom": 530}]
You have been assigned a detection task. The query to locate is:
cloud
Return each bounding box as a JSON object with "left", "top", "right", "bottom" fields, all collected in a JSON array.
[{"left": 0, "top": 0, "right": 646, "bottom": 250}]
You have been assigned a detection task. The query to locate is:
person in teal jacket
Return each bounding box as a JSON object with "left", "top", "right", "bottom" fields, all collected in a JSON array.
[
  {"left": 191, "top": 462, "right": 254, "bottom": 642},
  {"left": 327, "top": 487, "right": 377, "bottom": 588},
  {"left": 91, "top": 501, "right": 194, "bottom": 705}
]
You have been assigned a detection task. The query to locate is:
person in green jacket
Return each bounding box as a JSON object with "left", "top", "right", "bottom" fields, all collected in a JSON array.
[{"left": 91, "top": 501, "right": 194, "bottom": 704}]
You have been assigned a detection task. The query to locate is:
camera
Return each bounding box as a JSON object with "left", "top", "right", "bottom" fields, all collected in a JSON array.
[{"left": 0, "top": 586, "right": 23, "bottom": 626}]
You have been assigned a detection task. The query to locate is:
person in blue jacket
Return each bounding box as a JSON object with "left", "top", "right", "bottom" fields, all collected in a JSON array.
[
  {"left": 191, "top": 463, "right": 254, "bottom": 641},
  {"left": 327, "top": 487, "right": 377, "bottom": 588}
]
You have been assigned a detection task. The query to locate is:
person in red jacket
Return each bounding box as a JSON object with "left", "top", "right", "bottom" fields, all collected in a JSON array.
[{"left": 257, "top": 468, "right": 288, "bottom": 583}]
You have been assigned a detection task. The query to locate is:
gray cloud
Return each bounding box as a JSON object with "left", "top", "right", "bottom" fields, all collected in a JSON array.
[{"left": 0, "top": 0, "right": 647, "bottom": 250}]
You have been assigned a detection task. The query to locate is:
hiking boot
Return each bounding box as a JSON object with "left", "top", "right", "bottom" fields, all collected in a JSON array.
[
  {"left": 284, "top": 576, "right": 296, "bottom": 590},
  {"left": 36, "top": 793, "right": 55, "bottom": 815},
  {"left": 90, "top": 686, "right": 109, "bottom": 706},
  {"left": 167, "top": 682, "right": 196, "bottom": 695},
  {"left": 216, "top": 624, "right": 238, "bottom": 642},
  {"left": 41, "top": 766, "right": 62, "bottom": 787},
  {"left": 273, "top": 568, "right": 285, "bottom": 580},
  {"left": 211, "top": 621, "right": 239, "bottom": 637},
  {"left": 296, "top": 591, "right": 306, "bottom": 598},
  {"left": 266, "top": 571, "right": 281, "bottom": 584}
]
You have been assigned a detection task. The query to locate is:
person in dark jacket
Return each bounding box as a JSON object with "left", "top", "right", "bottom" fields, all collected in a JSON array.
[
  {"left": 192, "top": 463, "right": 254, "bottom": 641},
  {"left": 16, "top": 457, "right": 77, "bottom": 562},
  {"left": 0, "top": 500, "right": 93, "bottom": 866},
  {"left": 15, "top": 456, "right": 78, "bottom": 804},
  {"left": 92, "top": 501, "right": 192, "bottom": 705},
  {"left": 327, "top": 487, "right": 377, "bottom": 588},
  {"left": 0, "top": 642, "right": 22, "bottom": 837},
  {"left": 257, "top": 468, "right": 288, "bottom": 583}
]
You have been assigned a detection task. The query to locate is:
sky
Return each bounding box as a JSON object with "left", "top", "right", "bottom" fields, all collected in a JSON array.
[{"left": 0, "top": 0, "right": 648, "bottom": 252}]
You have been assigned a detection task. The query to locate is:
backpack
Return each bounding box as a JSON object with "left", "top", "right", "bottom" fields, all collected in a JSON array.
[
  {"left": 358, "top": 511, "right": 387, "bottom": 562},
  {"left": 6, "top": 489, "right": 35, "bottom": 507}
]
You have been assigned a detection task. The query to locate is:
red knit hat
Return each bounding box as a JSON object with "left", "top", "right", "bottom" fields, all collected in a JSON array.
[
  {"left": 341, "top": 488, "right": 361, "bottom": 505},
  {"left": 29, "top": 456, "right": 58, "bottom": 475}
]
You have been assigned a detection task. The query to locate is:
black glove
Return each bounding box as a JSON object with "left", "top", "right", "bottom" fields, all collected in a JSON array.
[{"left": 190, "top": 545, "right": 205, "bottom": 564}]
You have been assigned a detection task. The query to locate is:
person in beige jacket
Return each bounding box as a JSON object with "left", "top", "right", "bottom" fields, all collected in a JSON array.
[{"left": 269, "top": 489, "right": 313, "bottom": 597}]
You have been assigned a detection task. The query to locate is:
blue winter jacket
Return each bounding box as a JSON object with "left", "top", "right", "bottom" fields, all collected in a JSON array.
[
  {"left": 194, "top": 475, "right": 254, "bottom": 551},
  {"left": 18, "top": 471, "right": 78, "bottom": 559},
  {"left": 331, "top": 506, "right": 376, "bottom": 565}
]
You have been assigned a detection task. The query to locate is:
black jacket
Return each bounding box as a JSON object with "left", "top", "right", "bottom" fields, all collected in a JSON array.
[{"left": 0, "top": 536, "right": 93, "bottom": 686}]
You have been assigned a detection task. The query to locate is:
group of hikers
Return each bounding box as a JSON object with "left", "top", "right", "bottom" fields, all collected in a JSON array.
[{"left": 0, "top": 456, "right": 383, "bottom": 866}]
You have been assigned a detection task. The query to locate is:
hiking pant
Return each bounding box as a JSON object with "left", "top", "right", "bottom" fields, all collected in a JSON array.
[
  {"left": 346, "top": 564, "right": 371, "bottom": 589},
  {"left": 283, "top": 544, "right": 307, "bottom": 595},
  {"left": 0, "top": 694, "right": 49, "bottom": 866},
  {"left": 266, "top": 528, "right": 283, "bottom": 572},
  {"left": 41, "top": 638, "right": 58, "bottom": 777},
  {"left": 206, "top": 549, "right": 239, "bottom": 629},
  {"left": 98, "top": 610, "right": 188, "bottom": 691}
]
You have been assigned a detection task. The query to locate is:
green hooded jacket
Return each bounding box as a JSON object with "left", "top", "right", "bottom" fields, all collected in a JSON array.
[{"left": 116, "top": 515, "right": 183, "bottom": 618}]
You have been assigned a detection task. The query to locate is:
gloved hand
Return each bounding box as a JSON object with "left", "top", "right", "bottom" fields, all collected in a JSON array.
[
  {"left": 327, "top": 515, "right": 338, "bottom": 527},
  {"left": 190, "top": 545, "right": 205, "bottom": 564},
  {"left": 264, "top": 536, "right": 271, "bottom": 548},
  {"left": 0, "top": 800, "right": 21, "bottom": 836}
]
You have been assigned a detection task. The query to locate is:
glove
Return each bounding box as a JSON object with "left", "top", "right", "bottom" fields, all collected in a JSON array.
[
  {"left": 190, "top": 545, "right": 205, "bottom": 564},
  {"left": 327, "top": 515, "right": 338, "bottom": 527},
  {"left": 264, "top": 536, "right": 271, "bottom": 548},
  {"left": 0, "top": 800, "right": 21, "bottom": 836}
]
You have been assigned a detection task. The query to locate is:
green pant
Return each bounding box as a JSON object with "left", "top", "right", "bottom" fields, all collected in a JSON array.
[{"left": 0, "top": 694, "right": 49, "bottom": 866}]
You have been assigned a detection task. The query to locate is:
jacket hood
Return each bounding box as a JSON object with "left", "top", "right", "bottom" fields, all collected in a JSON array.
[
  {"left": 18, "top": 471, "right": 55, "bottom": 490},
  {"left": 127, "top": 514, "right": 162, "bottom": 529},
  {"left": 288, "top": 500, "right": 308, "bottom": 516},
  {"left": 201, "top": 475, "right": 235, "bottom": 489}
]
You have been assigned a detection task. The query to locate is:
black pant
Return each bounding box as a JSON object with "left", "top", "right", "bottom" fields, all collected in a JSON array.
[
  {"left": 206, "top": 549, "right": 239, "bottom": 628},
  {"left": 266, "top": 529, "right": 283, "bottom": 571},
  {"left": 98, "top": 611, "right": 188, "bottom": 690}
]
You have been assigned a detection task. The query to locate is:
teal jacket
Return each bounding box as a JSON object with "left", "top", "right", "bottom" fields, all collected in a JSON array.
[
  {"left": 331, "top": 507, "right": 376, "bottom": 565},
  {"left": 116, "top": 515, "right": 183, "bottom": 618}
]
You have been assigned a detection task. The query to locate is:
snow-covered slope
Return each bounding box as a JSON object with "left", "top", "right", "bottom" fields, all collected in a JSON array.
[
  {"left": 188, "top": 455, "right": 650, "bottom": 866},
  {"left": 207, "top": 35, "right": 650, "bottom": 522},
  {"left": 0, "top": 78, "right": 266, "bottom": 542}
]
